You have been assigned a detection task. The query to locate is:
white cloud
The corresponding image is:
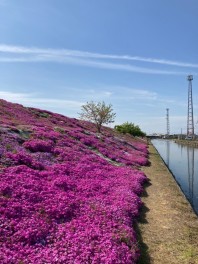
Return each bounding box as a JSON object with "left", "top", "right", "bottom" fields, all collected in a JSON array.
[
  {"left": 106, "top": 86, "right": 158, "bottom": 101},
  {"left": 0, "top": 54, "right": 189, "bottom": 75},
  {"left": 0, "top": 91, "right": 30, "bottom": 101},
  {"left": 104, "top": 91, "right": 113, "bottom": 97},
  {"left": 69, "top": 88, "right": 113, "bottom": 100},
  {"left": 66, "top": 58, "right": 187, "bottom": 75},
  {"left": 0, "top": 57, "right": 41, "bottom": 62},
  {"left": 0, "top": 44, "right": 197, "bottom": 75},
  {"left": 0, "top": 91, "right": 83, "bottom": 111},
  {"left": 0, "top": 44, "right": 198, "bottom": 68},
  {"left": 127, "top": 89, "right": 158, "bottom": 100}
]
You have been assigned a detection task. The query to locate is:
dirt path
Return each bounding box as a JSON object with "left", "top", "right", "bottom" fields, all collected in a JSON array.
[{"left": 137, "top": 143, "right": 198, "bottom": 264}]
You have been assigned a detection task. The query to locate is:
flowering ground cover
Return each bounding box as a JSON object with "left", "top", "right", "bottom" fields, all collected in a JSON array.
[{"left": 0, "top": 99, "right": 148, "bottom": 264}]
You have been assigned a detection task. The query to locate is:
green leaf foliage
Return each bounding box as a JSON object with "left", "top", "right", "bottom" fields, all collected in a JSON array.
[{"left": 114, "top": 122, "right": 146, "bottom": 137}]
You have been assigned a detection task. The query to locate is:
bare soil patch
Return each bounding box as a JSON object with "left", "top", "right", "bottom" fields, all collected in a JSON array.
[{"left": 137, "top": 143, "right": 198, "bottom": 264}]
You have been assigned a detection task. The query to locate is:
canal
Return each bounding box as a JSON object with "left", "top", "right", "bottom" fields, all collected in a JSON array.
[{"left": 152, "top": 139, "right": 198, "bottom": 215}]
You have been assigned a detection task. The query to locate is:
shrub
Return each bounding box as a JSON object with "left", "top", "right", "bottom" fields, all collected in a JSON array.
[{"left": 115, "top": 122, "right": 146, "bottom": 137}]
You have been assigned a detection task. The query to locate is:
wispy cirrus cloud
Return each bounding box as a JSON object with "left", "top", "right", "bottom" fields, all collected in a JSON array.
[
  {"left": 109, "top": 87, "right": 157, "bottom": 101},
  {"left": 126, "top": 88, "right": 158, "bottom": 100},
  {"left": 0, "top": 44, "right": 198, "bottom": 68},
  {"left": 0, "top": 44, "right": 197, "bottom": 75},
  {"left": 0, "top": 91, "right": 83, "bottom": 111}
]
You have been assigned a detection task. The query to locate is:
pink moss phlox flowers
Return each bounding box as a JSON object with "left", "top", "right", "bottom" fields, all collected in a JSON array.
[{"left": 0, "top": 99, "right": 149, "bottom": 263}]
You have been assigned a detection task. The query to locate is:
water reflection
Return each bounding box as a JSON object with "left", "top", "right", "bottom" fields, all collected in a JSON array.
[
  {"left": 152, "top": 139, "right": 198, "bottom": 215},
  {"left": 166, "top": 140, "right": 170, "bottom": 167},
  {"left": 187, "top": 148, "right": 194, "bottom": 206}
]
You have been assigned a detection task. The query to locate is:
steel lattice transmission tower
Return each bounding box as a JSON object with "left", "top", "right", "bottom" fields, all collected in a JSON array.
[
  {"left": 166, "top": 108, "right": 170, "bottom": 137},
  {"left": 187, "top": 75, "right": 194, "bottom": 137}
]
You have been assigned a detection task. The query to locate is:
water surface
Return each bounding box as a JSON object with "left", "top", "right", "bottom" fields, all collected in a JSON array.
[{"left": 152, "top": 139, "right": 198, "bottom": 215}]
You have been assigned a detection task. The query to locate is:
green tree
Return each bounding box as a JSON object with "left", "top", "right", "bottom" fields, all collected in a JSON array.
[
  {"left": 79, "top": 101, "right": 116, "bottom": 133},
  {"left": 114, "top": 122, "right": 146, "bottom": 137}
]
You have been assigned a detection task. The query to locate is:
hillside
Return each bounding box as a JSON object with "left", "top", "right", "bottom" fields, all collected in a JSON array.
[{"left": 0, "top": 99, "right": 148, "bottom": 264}]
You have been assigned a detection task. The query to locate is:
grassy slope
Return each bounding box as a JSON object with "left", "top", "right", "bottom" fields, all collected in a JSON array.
[{"left": 138, "top": 143, "right": 198, "bottom": 264}]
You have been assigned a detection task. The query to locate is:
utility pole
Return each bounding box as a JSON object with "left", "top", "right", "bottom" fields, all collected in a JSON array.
[
  {"left": 166, "top": 108, "right": 170, "bottom": 137},
  {"left": 187, "top": 75, "right": 194, "bottom": 137}
]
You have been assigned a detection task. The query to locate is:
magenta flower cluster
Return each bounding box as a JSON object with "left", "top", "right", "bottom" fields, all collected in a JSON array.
[{"left": 0, "top": 99, "right": 148, "bottom": 264}]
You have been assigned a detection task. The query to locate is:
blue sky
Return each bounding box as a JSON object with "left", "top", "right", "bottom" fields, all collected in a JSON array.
[{"left": 0, "top": 0, "right": 198, "bottom": 134}]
